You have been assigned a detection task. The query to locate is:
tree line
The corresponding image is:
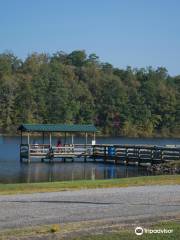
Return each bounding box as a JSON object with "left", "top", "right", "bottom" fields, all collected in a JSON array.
[{"left": 0, "top": 50, "right": 179, "bottom": 137}]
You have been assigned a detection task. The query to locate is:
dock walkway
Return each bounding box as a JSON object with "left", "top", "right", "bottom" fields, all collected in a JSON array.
[{"left": 20, "top": 144, "right": 180, "bottom": 165}]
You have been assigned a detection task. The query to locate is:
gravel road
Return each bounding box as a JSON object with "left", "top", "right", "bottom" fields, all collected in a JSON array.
[{"left": 0, "top": 185, "right": 180, "bottom": 229}]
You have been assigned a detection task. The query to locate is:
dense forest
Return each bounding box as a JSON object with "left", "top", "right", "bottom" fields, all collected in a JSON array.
[{"left": 0, "top": 50, "right": 179, "bottom": 137}]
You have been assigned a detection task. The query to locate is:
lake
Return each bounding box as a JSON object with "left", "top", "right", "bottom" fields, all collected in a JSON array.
[{"left": 0, "top": 136, "right": 179, "bottom": 183}]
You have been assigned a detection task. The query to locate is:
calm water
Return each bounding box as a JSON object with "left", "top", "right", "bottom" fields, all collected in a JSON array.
[{"left": 0, "top": 136, "right": 179, "bottom": 183}]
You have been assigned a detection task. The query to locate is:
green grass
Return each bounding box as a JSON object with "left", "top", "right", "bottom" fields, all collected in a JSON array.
[
  {"left": 0, "top": 175, "right": 179, "bottom": 195},
  {"left": 0, "top": 220, "right": 179, "bottom": 240},
  {"left": 72, "top": 221, "right": 180, "bottom": 240}
]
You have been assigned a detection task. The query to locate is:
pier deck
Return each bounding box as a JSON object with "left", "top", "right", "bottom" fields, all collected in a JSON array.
[
  {"left": 20, "top": 143, "right": 180, "bottom": 165},
  {"left": 18, "top": 124, "right": 180, "bottom": 165}
]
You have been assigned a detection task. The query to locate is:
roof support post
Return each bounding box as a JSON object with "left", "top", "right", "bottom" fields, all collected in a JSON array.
[
  {"left": 49, "top": 132, "right": 52, "bottom": 146},
  {"left": 93, "top": 132, "right": 96, "bottom": 141},
  {"left": 85, "top": 132, "right": 88, "bottom": 146},
  {"left": 20, "top": 130, "right": 22, "bottom": 145},
  {"left": 64, "top": 132, "right": 67, "bottom": 145},
  {"left": 27, "top": 133, "right": 30, "bottom": 145},
  {"left": 42, "top": 132, "right": 45, "bottom": 144},
  {"left": 71, "top": 134, "right": 74, "bottom": 145}
]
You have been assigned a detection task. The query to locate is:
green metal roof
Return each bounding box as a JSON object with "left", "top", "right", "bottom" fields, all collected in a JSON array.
[{"left": 18, "top": 124, "right": 97, "bottom": 132}]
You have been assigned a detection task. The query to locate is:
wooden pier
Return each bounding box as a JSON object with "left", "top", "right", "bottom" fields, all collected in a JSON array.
[
  {"left": 20, "top": 143, "right": 180, "bottom": 165},
  {"left": 20, "top": 143, "right": 93, "bottom": 162},
  {"left": 18, "top": 123, "right": 96, "bottom": 163},
  {"left": 18, "top": 124, "right": 180, "bottom": 165},
  {"left": 92, "top": 144, "right": 180, "bottom": 165}
]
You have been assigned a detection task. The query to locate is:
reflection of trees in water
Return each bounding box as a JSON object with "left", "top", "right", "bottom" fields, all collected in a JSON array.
[{"left": 16, "top": 162, "right": 149, "bottom": 183}]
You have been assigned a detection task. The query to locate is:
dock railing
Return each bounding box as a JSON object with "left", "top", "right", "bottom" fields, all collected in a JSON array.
[
  {"left": 92, "top": 144, "right": 180, "bottom": 163},
  {"left": 20, "top": 143, "right": 180, "bottom": 163},
  {"left": 20, "top": 143, "right": 93, "bottom": 160}
]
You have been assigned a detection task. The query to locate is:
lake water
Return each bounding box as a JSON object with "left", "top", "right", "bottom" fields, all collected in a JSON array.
[{"left": 0, "top": 136, "right": 179, "bottom": 183}]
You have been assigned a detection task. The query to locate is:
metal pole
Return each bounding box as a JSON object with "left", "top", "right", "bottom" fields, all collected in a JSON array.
[
  {"left": 20, "top": 130, "right": 22, "bottom": 144},
  {"left": 27, "top": 133, "right": 30, "bottom": 144},
  {"left": 42, "top": 132, "right": 45, "bottom": 144},
  {"left": 85, "top": 132, "right": 88, "bottom": 146},
  {"left": 93, "top": 132, "right": 96, "bottom": 141},
  {"left": 71, "top": 134, "right": 74, "bottom": 145},
  {"left": 49, "top": 132, "right": 52, "bottom": 146},
  {"left": 64, "top": 132, "right": 67, "bottom": 145}
]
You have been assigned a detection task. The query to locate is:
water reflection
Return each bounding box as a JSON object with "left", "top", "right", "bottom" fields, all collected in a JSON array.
[
  {"left": 0, "top": 135, "right": 179, "bottom": 183},
  {"left": 0, "top": 161, "right": 150, "bottom": 183}
]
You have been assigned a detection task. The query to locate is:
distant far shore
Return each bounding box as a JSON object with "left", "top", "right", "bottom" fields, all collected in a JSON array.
[{"left": 0, "top": 132, "right": 180, "bottom": 139}]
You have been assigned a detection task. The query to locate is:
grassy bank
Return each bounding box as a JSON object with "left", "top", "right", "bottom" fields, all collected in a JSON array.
[
  {"left": 0, "top": 219, "right": 179, "bottom": 240},
  {"left": 0, "top": 175, "right": 179, "bottom": 195},
  {"left": 72, "top": 221, "right": 180, "bottom": 240}
]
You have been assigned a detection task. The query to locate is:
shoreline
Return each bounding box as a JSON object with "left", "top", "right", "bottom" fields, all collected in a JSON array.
[
  {"left": 0, "top": 133, "right": 180, "bottom": 140},
  {"left": 0, "top": 175, "right": 179, "bottom": 195}
]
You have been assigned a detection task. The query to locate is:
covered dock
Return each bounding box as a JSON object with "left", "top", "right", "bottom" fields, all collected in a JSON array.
[
  {"left": 18, "top": 124, "right": 180, "bottom": 165},
  {"left": 18, "top": 124, "right": 97, "bottom": 163}
]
